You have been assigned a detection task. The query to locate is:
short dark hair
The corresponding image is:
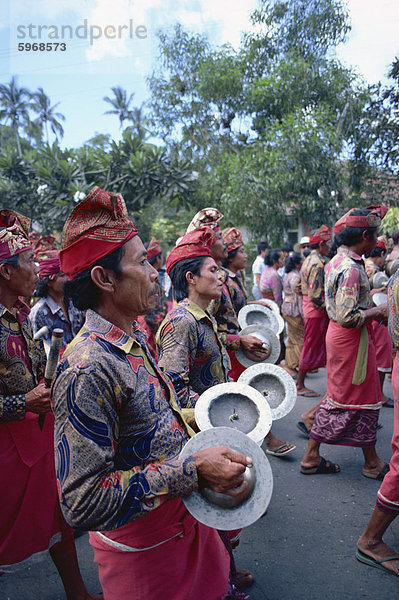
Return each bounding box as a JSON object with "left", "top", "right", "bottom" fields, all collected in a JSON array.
[
  {"left": 64, "top": 245, "right": 126, "bottom": 311},
  {"left": 285, "top": 251, "right": 302, "bottom": 273},
  {"left": 33, "top": 277, "right": 50, "bottom": 298},
  {"left": 169, "top": 256, "right": 207, "bottom": 302},
  {"left": 365, "top": 246, "right": 386, "bottom": 259},
  {"left": 281, "top": 242, "right": 293, "bottom": 253},
  {"left": 392, "top": 230, "right": 399, "bottom": 245},
  {"left": 0, "top": 254, "right": 19, "bottom": 267},
  {"left": 257, "top": 241, "right": 269, "bottom": 254},
  {"left": 264, "top": 249, "right": 281, "bottom": 267},
  {"left": 148, "top": 252, "right": 162, "bottom": 267},
  {"left": 335, "top": 209, "right": 378, "bottom": 247},
  {"left": 222, "top": 248, "right": 239, "bottom": 269}
]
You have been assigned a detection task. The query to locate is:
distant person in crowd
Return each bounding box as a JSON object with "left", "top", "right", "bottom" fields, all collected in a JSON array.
[
  {"left": 300, "top": 207, "right": 389, "bottom": 478},
  {"left": 364, "top": 240, "right": 394, "bottom": 407},
  {"left": 295, "top": 225, "right": 332, "bottom": 397},
  {"left": 30, "top": 256, "right": 84, "bottom": 349},
  {"left": 387, "top": 230, "right": 399, "bottom": 262},
  {"left": 279, "top": 242, "right": 294, "bottom": 279},
  {"left": 357, "top": 266, "right": 399, "bottom": 575},
  {"left": 259, "top": 249, "right": 284, "bottom": 307},
  {"left": 251, "top": 241, "right": 269, "bottom": 299},
  {"left": 0, "top": 210, "right": 100, "bottom": 600},
  {"left": 294, "top": 235, "right": 310, "bottom": 257},
  {"left": 281, "top": 252, "right": 304, "bottom": 377}
]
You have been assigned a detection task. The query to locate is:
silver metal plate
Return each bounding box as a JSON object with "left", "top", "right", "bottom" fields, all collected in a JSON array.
[
  {"left": 238, "top": 363, "right": 297, "bottom": 420},
  {"left": 195, "top": 382, "right": 272, "bottom": 445},
  {"left": 236, "top": 325, "right": 280, "bottom": 367},
  {"left": 179, "top": 427, "right": 273, "bottom": 530},
  {"left": 373, "top": 292, "right": 388, "bottom": 307},
  {"left": 238, "top": 304, "right": 280, "bottom": 335}
]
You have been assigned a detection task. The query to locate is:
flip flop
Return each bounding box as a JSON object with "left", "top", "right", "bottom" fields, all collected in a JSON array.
[
  {"left": 265, "top": 443, "right": 296, "bottom": 457},
  {"left": 362, "top": 462, "right": 390, "bottom": 480},
  {"left": 356, "top": 548, "right": 399, "bottom": 573},
  {"left": 297, "top": 389, "right": 320, "bottom": 397},
  {"left": 382, "top": 398, "right": 394, "bottom": 408},
  {"left": 300, "top": 456, "right": 340, "bottom": 475},
  {"left": 296, "top": 421, "right": 311, "bottom": 437}
]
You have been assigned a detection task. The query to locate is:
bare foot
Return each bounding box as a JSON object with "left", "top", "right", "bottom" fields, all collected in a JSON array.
[
  {"left": 282, "top": 365, "right": 297, "bottom": 377},
  {"left": 357, "top": 539, "right": 399, "bottom": 575}
]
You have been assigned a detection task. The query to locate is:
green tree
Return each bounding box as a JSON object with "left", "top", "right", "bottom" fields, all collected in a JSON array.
[
  {"left": 103, "top": 86, "right": 136, "bottom": 129},
  {"left": 32, "top": 87, "right": 65, "bottom": 143},
  {"left": 0, "top": 77, "right": 32, "bottom": 157}
]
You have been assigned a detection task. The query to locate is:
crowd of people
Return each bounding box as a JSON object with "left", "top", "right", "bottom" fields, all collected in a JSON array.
[{"left": 1, "top": 189, "right": 399, "bottom": 600}]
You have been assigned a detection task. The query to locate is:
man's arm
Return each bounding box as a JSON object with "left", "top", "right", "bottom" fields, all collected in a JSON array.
[{"left": 0, "top": 383, "right": 51, "bottom": 422}]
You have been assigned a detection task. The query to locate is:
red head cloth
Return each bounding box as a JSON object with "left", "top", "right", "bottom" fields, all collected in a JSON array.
[
  {"left": 0, "top": 209, "right": 32, "bottom": 260},
  {"left": 334, "top": 205, "right": 388, "bottom": 235},
  {"left": 34, "top": 235, "right": 58, "bottom": 259},
  {"left": 309, "top": 224, "right": 332, "bottom": 245},
  {"left": 29, "top": 230, "right": 41, "bottom": 244},
  {"left": 376, "top": 239, "right": 387, "bottom": 252},
  {"left": 186, "top": 207, "right": 223, "bottom": 234},
  {"left": 222, "top": 227, "right": 244, "bottom": 252},
  {"left": 147, "top": 237, "right": 162, "bottom": 260},
  {"left": 59, "top": 186, "right": 138, "bottom": 279},
  {"left": 39, "top": 256, "right": 61, "bottom": 279},
  {"left": 166, "top": 228, "right": 216, "bottom": 275}
]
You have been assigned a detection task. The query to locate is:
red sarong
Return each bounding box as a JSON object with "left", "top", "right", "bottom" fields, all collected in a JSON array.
[
  {"left": 371, "top": 320, "right": 392, "bottom": 372},
  {"left": 377, "top": 354, "right": 399, "bottom": 514},
  {"left": 326, "top": 320, "right": 381, "bottom": 409},
  {"left": 298, "top": 308, "right": 329, "bottom": 373},
  {"left": 89, "top": 498, "right": 230, "bottom": 600},
  {"left": 0, "top": 413, "right": 72, "bottom": 572}
]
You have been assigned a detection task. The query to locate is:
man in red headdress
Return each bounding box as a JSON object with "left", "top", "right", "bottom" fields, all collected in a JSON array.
[
  {"left": 0, "top": 211, "right": 100, "bottom": 599},
  {"left": 296, "top": 224, "right": 332, "bottom": 396},
  {"left": 300, "top": 207, "right": 389, "bottom": 478},
  {"left": 53, "top": 187, "right": 252, "bottom": 600}
]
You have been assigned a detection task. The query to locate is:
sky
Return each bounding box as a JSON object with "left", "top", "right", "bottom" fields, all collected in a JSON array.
[{"left": 0, "top": 0, "right": 398, "bottom": 149}]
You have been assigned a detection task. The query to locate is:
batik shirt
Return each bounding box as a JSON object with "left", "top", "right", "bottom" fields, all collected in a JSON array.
[
  {"left": 52, "top": 309, "right": 197, "bottom": 532},
  {"left": 208, "top": 267, "right": 244, "bottom": 350},
  {"left": 29, "top": 295, "right": 85, "bottom": 346},
  {"left": 259, "top": 266, "right": 283, "bottom": 307},
  {"left": 157, "top": 299, "right": 230, "bottom": 415},
  {"left": 325, "top": 246, "right": 370, "bottom": 328},
  {"left": 0, "top": 300, "right": 45, "bottom": 422},
  {"left": 388, "top": 270, "right": 399, "bottom": 349},
  {"left": 364, "top": 258, "right": 379, "bottom": 280},
  {"left": 281, "top": 271, "right": 302, "bottom": 318},
  {"left": 299, "top": 249, "right": 325, "bottom": 309},
  {"left": 142, "top": 279, "right": 168, "bottom": 335}
]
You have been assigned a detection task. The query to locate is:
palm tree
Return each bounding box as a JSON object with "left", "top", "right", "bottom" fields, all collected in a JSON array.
[
  {"left": 32, "top": 87, "right": 65, "bottom": 143},
  {"left": 103, "top": 86, "right": 135, "bottom": 129},
  {"left": 0, "top": 77, "right": 32, "bottom": 157}
]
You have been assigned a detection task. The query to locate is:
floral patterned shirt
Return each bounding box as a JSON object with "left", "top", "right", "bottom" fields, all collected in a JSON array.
[
  {"left": 29, "top": 295, "right": 85, "bottom": 346},
  {"left": 52, "top": 309, "right": 197, "bottom": 532},
  {"left": 157, "top": 299, "right": 230, "bottom": 422},
  {"left": 364, "top": 258, "right": 379, "bottom": 280},
  {"left": 208, "top": 267, "right": 245, "bottom": 351},
  {"left": 281, "top": 271, "right": 303, "bottom": 318},
  {"left": 299, "top": 249, "right": 326, "bottom": 309},
  {"left": 325, "top": 246, "right": 370, "bottom": 328},
  {"left": 0, "top": 300, "right": 45, "bottom": 422}
]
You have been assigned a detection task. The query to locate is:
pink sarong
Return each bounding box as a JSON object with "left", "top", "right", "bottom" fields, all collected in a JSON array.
[
  {"left": 89, "top": 498, "right": 230, "bottom": 600},
  {"left": 371, "top": 320, "right": 392, "bottom": 372},
  {"left": 0, "top": 413, "right": 72, "bottom": 572},
  {"left": 326, "top": 320, "right": 381, "bottom": 409},
  {"left": 377, "top": 354, "right": 399, "bottom": 514},
  {"left": 298, "top": 301, "right": 329, "bottom": 373}
]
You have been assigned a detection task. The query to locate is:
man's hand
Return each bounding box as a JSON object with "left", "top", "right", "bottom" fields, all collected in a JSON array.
[
  {"left": 240, "top": 334, "right": 270, "bottom": 359},
  {"left": 193, "top": 446, "right": 252, "bottom": 502},
  {"left": 25, "top": 383, "right": 51, "bottom": 414}
]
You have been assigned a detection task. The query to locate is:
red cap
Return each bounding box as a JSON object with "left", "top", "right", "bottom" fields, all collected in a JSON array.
[
  {"left": 309, "top": 224, "right": 332, "bottom": 245},
  {"left": 166, "top": 228, "right": 216, "bottom": 275},
  {"left": 334, "top": 205, "right": 388, "bottom": 235}
]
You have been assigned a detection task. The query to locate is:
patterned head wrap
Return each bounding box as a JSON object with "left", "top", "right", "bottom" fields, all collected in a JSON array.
[
  {"left": 334, "top": 205, "right": 388, "bottom": 235},
  {"left": 39, "top": 256, "right": 62, "bottom": 279},
  {"left": 376, "top": 239, "right": 387, "bottom": 252},
  {"left": 222, "top": 227, "right": 244, "bottom": 252},
  {"left": 29, "top": 230, "right": 41, "bottom": 244},
  {"left": 0, "top": 210, "right": 32, "bottom": 260},
  {"left": 34, "top": 235, "right": 58, "bottom": 261},
  {"left": 60, "top": 186, "right": 138, "bottom": 279},
  {"left": 186, "top": 207, "right": 223, "bottom": 233},
  {"left": 166, "top": 228, "right": 216, "bottom": 275},
  {"left": 147, "top": 237, "right": 162, "bottom": 260},
  {"left": 309, "top": 224, "right": 332, "bottom": 245}
]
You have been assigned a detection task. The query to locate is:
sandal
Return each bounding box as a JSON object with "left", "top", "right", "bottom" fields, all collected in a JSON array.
[{"left": 300, "top": 456, "right": 340, "bottom": 475}]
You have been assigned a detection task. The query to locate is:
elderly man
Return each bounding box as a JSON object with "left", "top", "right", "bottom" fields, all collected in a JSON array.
[
  {"left": 0, "top": 210, "right": 99, "bottom": 599},
  {"left": 52, "top": 187, "right": 252, "bottom": 600}
]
